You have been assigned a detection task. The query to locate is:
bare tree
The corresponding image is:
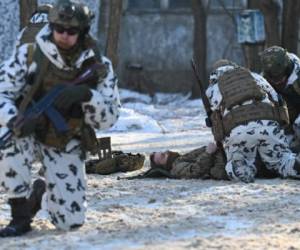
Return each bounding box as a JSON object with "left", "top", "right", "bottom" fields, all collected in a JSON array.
[
  {"left": 19, "top": 0, "right": 37, "bottom": 30},
  {"left": 257, "top": 0, "right": 300, "bottom": 58},
  {"left": 258, "top": 0, "right": 280, "bottom": 47},
  {"left": 240, "top": 0, "right": 264, "bottom": 72},
  {"left": 98, "top": 0, "right": 110, "bottom": 53},
  {"left": 105, "top": 0, "right": 123, "bottom": 68},
  {"left": 191, "top": 0, "right": 207, "bottom": 98},
  {"left": 282, "top": 0, "right": 300, "bottom": 53}
]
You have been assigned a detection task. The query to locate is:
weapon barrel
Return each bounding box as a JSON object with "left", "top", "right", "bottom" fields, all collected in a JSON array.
[
  {"left": 190, "top": 59, "right": 211, "bottom": 115},
  {"left": 191, "top": 59, "right": 225, "bottom": 151}
]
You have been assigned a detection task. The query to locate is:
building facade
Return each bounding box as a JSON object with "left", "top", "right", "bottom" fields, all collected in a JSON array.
[{"left": 0, "top": 0, "right": 247, "bottom": 94}]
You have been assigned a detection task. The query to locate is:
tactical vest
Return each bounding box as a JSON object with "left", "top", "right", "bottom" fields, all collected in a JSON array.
[
  {"left": 210, "top": 67, "right": 290, "bottom": 142},
  {"left": 16, "top": 5, "right": 104, "bottom": 150},
  {"left": 219, "top": 67, "right": 265, "bottom": 109},
  {"left": 34, "top": 57, "right": 82, "bottom": 148},
  {"left": 24, "top": 44, "right": 102, "bottom": 150}
]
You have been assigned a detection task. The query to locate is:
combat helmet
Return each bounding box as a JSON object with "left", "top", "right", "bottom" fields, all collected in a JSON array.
[
  {"left": 260, "top": 46, "right": 292, "bottom": 82},
  {"left": 211, "top": 59, "right": 237, "bottom": 72},
  {"left": 48, "top": 0, "right": 94, "bottom": 33}
]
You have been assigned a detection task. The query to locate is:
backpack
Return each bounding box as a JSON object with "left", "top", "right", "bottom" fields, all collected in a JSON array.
[
  {"left": 86, "top": 151, "right": 145, "bottom": 175},
  {"left": 14, "top": 5, "right": 52, "bottom": 115},
  {"left": 18, "top": 4, "right": 52, "bottom": 47}
]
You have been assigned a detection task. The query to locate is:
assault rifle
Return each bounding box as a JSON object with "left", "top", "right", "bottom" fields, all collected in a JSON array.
[
  {"left": 191, "top": 59, "right": 224, "bottom": 149},
  {"left": 0, "top": 63, "right": 102, "bottom": 148},
  {"left": 191, "top": 59, "right": 212, "bottom": 128}
]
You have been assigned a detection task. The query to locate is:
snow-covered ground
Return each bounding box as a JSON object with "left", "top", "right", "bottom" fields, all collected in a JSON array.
[{"left": 1, "top": 89, "right": 300, "bottom": 250}]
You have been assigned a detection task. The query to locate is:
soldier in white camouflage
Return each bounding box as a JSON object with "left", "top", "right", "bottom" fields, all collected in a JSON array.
[
  {"left": 205, "top": 59, "right": 300, "bottom": 183},
  {"left": 0, "top": 0, "right": 120, "bottom": 236},
  {"left": 260, "top": 46, "right": 300, "bottom": 141}
]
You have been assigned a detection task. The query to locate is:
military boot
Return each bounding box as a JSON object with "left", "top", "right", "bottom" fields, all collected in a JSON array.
[
  {"left": 0, "top": 178, "right": 46, "bottom": 237},
  {"left": 28, "top": 178, "right": 46, "bottom": 218},
  {"left": 0, "top": 197, "right": 32, "bottom": 237}
]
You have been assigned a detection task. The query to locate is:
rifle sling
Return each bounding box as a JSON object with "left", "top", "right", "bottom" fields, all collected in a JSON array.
[{"left": 18, "top": 45, "right": 49, "bottom": 114}]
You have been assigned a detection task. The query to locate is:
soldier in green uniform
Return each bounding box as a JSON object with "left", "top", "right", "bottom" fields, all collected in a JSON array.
[
  {"left": 149, "top": 143, "right": 228, "bottom": 180},
  {"left": 205, "top": 59, "right": 300, "bottom": 183}
]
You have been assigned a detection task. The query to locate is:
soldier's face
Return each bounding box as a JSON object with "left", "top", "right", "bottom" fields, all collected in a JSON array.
[
  {"left": 152, "top": 152, "right": 169, "bottom": 166},
  {"left": 53, "top": 27, "right": 79, "bottom": 50}
]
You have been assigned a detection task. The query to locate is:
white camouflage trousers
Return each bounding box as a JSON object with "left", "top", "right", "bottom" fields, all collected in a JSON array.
[
  {"left": 293, "top": 115, "right": 300, "bottom": 142},
  {"left": 0, "top": 136, "right": 87, "bottom": 230},
  {"left": 224, "top": 120, "right": 300, "bottom": 183}
]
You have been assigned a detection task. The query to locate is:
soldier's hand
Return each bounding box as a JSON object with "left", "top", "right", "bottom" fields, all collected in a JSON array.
[
  {"left": 206, "top": 142, "right": 217, "bottom": 154},
  {"left": 54, "top": 85, "right": 92, "bottom": 111},
  {"left": 9, "top": 115, "right": 46, "bottom": 138}
]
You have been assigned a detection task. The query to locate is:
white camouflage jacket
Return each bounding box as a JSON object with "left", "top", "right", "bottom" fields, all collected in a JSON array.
[
  {"left": 0, "top": 24, "right": 121, "bottom": 137},
  {"left": 286, "top": 52, "right": 300, "bottom": 86}
]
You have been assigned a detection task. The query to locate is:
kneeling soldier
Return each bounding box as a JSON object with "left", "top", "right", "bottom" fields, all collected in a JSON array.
[
  {"left": 0, "top": 0, "right": 120, "bottom": 236},
  {"left": 205, "top": 59, "right": 300, "bottom": 183}
]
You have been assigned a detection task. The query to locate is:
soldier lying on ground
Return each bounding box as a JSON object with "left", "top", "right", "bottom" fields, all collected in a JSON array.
[
  {"left": 128, "top": 141, "right": 278, "bottom": 180},
  {"left": 205, "top": 59, "right": 300, "bottom": 183},
  {"left": 149, "top": 143, "right": 228, "bottom": 180}
]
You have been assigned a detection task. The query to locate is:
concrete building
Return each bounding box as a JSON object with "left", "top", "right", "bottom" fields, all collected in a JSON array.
[
  {"left": 0, "top": 0, "right": 248, "bottom": 94},
  {"left": 118, "top": 0, "right": 247, "bottom": 94}
]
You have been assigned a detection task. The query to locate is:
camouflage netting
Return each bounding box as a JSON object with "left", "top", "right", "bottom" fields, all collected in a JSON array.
[{"left": 0, "top": 0, "right": 100, "bottom": 61}]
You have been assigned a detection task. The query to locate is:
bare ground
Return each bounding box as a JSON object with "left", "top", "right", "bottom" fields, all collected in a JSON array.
[{"left": 1, "top": 132, "right": 300, "bottom": 249}]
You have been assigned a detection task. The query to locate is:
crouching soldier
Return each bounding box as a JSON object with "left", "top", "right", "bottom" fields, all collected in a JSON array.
[
  {"left": 0, "top": 0, "right": 120, "bottom": 236},
  {"left": 260, "top": 46, "right": 300, "bottom": 142},
  {"left": 205, "top": 59, "right": 300, "bottom": 183}
]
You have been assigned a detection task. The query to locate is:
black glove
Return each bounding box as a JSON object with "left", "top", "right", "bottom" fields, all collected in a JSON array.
[
  {"left": 8, "top": 115, "right": 47, "bottom": 138},
  {"left": 54, "top": 85, "right": 92, "bottom": 112},
  {"left": 19, "top": 118, "right": 38, "bottom": 137}
]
